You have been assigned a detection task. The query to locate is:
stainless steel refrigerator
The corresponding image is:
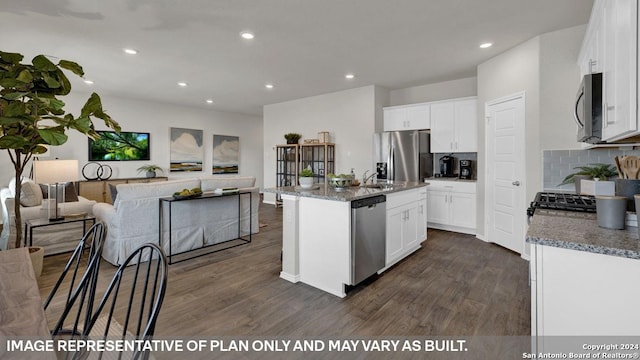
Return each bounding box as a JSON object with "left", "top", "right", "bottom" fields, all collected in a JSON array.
[{"left": 373, "top": 131, "right": 433, "bottom": 182}]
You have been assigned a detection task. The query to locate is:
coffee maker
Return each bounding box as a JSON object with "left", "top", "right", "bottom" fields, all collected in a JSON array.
[
  {"left": 459, "top": 160, "right": 473, "bottom": 180},
  {"left": 439, "top": 154, "right": 456, "bottom": 177}
]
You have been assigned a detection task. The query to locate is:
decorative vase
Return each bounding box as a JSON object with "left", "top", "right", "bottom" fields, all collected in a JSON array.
[
  {"left": 146, "top": 170, "right": 156, "bottom": 178},
  {"left": 28, "top": 246, "right": 44, "bottom": 280},
  {"left": 299, "top": 177, "right": 314, "bottom": 189}
]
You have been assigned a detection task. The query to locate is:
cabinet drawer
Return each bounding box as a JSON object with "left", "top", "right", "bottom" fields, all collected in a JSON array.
[{"left": 386, "top": 189, "right": 419, "bottom": 209}]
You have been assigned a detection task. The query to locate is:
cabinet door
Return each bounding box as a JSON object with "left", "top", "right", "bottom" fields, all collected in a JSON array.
[
  {"left": 407, "top": 104, "right": 430, "bottom": 129},
  {"left": 386, "top": 208, "right": 405, "bottom": 265},
  {"left": 601, "top": 0, "right": 638, "bottom": 141},
  {"left": 427, "top": 188, "right": 450, "bottom": 225},
  {"left": 430, "top": 102, "right": 454, "bottom": 152},
  {"left": 416, "top": 198, "right": 427, "bottom": 242},
  {"left": 450, "top": 191, "right": 476, "bottom": 230},
  {"left": 403, "top": 206, "right": 419, "bottom": 250},
  {"left": 454, "top": 99, "right": 477, "bottom": 152},
  {"left": 383, "top": 108, "right": 407, "bottom": 132}
]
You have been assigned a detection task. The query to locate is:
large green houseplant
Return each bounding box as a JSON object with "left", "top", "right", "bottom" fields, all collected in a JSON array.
[{"left": 0, "top": 50, "right": 120, "bottom": 249}]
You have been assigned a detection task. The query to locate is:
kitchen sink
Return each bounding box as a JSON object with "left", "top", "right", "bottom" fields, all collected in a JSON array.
[{"left": 360, "top": 183, "right": 393, "bottom": 190}]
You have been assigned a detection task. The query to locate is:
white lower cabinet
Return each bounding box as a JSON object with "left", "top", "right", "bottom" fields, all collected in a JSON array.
[
  {"left": 384, "top": 188, "right": 427, "bottom": 267},
  {"left": 531, "top": 244, "right": 640, "bottom": 353},
  {"left": 427, "top": 180, "right": 476, "bottom": 235}
]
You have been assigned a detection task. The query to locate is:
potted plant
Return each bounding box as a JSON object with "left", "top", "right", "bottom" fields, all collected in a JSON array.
[
  {"left": 0, "top": 50, "right": 120, "bottom": 250},
  {"left": 284, "top": 133, "right": 301, "bottom": 144},
  {"left": 298, "top": 166, "right": 314, "bottom": 189},
  {"left": 559, "top": 163, "right": 617, "bottom": 194},
  {"left": 137, "top": 164, "right": 163, "bottom": 178}
]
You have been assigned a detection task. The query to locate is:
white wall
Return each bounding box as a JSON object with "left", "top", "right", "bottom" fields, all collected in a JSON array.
[
  {"left": 477, "top": 25, "right": 586, "bottom": 244},
  {"left": 0, "top": 92, "right": 263, "bottom": 190},
  {"left": 263, "top": 85, "right": 379, "bottom": 204},
  {"left": 539, "top": 25, "right": 587, "bottom": 150},
  {"left": 389, "top": 77, "right": 477, "bottom": 106}
]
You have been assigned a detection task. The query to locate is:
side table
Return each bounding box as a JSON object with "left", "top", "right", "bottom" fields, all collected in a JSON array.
[{"left": 24, "top": 215, "right": 96, "bottom": 248}]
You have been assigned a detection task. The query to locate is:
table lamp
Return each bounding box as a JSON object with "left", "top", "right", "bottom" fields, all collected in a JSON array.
[{"left": 34, "top": 160, "right": 78, "bottom": 221}]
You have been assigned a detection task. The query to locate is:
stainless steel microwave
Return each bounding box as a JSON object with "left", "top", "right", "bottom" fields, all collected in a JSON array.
[{"left": 575, "top": 73, "right": 603, "bottom": 144}]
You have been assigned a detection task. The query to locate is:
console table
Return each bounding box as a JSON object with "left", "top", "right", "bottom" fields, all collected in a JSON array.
[{"left": 158, "top": 191, "right": 252, "bottom": 264}]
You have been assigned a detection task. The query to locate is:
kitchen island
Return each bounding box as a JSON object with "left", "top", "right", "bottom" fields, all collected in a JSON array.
[
  {"left": 265, "top": 181, "right": 428, "bottom": 297},
  {"left": 526, "top": 209, "right": 640, "bottom": 344}
]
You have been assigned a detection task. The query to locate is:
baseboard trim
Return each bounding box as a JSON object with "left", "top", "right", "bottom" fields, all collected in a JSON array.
[
  {"left": 280, "top": 272, "right": 300, "bottom": 283},
  {"left": 476, "top": 233, "right": 487, "bottom": 242},
  {"left": 428, "top": 223, "right": 476, "bottom": 235}
]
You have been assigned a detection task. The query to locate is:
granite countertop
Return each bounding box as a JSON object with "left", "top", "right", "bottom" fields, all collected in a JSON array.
[
  {"left": 264, "top": 181, "right": 427, "bottom": 202},
  {"left": 526, "top": 209, "right": 640, "bottom": 260}
]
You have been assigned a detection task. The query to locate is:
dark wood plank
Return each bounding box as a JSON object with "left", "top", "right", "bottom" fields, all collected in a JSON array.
[{"left": 38, "top": 204, "right": 531, "bottom": 337}]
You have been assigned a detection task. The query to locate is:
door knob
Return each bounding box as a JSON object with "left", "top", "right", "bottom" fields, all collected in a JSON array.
[{"left": 512, "top": 181, "right": 521, "bottom": 186}]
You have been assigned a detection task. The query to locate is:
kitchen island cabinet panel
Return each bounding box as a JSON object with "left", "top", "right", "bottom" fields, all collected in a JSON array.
[
  {"left": 531, "top": 243, "right": 640, "bottom": 337},
  {"left": 385, "top": 189, "right": 423, "bottom": 268}
]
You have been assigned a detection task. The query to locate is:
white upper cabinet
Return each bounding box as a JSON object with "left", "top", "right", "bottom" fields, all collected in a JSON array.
[
  {"left": 430, "top": 97, "right": 478, "bottom": 153},
  {"left": 383, "top": 103, "right": 430, "bottom": 131},
  {"left": 579, "top": 0, "right": 638, "bottom": 142}
]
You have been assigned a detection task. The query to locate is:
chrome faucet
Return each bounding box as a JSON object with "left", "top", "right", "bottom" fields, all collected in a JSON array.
[{"left": 362, "top": 170, "right": 377, "bottom": 185}]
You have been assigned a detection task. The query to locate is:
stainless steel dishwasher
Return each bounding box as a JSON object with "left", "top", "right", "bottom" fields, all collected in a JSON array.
[{"left": 351, "top": 195, "right": 386, "bottom": 285}]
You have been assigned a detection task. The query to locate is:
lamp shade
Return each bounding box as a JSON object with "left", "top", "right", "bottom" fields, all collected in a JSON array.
[{"left": 34, "top": 160, "right": 78, "bottom": 184}]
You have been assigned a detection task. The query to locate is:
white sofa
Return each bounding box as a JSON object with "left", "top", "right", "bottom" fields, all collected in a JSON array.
[
  {"left": 1, "top": 179, "right": 96, "bottom": 254},
  {"left": 93, "top": 176, "right": 259, "bottom": 265}
]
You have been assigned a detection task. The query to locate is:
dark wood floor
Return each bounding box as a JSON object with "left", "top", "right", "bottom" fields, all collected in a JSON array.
[{"left": 38, "top": 202, "right": 530, "bottom": 337}]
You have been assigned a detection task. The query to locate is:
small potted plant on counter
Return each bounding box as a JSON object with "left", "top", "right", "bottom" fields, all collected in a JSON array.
[
  {"left": 284, "top": 133, "right": 302, "bottom": 144},
  {"left": 559, "top": 163, "right": 617, "bottom": 194},
  {"left": 298, "top": 166, "right": 314, "bottom": 189},
  {"left": 137, "top": 164, "right": 164, "bottom": 178}
]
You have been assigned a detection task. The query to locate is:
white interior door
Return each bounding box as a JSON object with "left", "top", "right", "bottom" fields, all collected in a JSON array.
[{"left": 485, "top": 93, "right": 525, "bottom": 254}]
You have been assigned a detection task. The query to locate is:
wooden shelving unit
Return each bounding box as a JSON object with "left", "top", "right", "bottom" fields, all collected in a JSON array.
[{"left": 275, "top": 143, "right": 335, "bottom": 206}]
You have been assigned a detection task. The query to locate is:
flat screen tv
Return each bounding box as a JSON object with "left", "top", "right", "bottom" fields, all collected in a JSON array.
[{"left": 88, "top": 131, "right": 150, "bottom": 161}]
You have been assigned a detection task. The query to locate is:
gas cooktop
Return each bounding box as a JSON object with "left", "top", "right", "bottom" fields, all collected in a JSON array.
[{"left": 527, "top": 191, "right": 596, "bottom": 216}]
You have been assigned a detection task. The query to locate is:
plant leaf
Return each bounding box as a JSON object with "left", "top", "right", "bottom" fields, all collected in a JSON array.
[
  {"left": 16, "top": 70, "right": 33, "bottom": 84},
  {"left": 58, "top": 60, "right": 84, "bottom": 77},
  {"left": 0, "top": 135, "right": 29, "bottom": 149},
  {"left": 37, "top": 128, "right": 68, "bottom": 146},
  {"left": 0, "top": 51, "right": 23, "bottom": 65},
  {"left": 32, "top": 55, "right": 57, "bottom": 71},
  {"left": 1, "top": 92, "right": 28, "bottom": 101}
]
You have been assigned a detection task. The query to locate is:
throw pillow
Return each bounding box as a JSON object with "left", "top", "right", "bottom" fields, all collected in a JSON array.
[
  {"left": 39, "top": 182, "right": 79, "bottom": 203},
  {"left": 108, "top": 183, "right": 118, "bottom": 203},
  {"left": 19, "top": 179, "right": 43, "bottom": 207}
]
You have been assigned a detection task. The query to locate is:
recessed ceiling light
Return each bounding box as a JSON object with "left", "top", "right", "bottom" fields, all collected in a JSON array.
[
  {"left": 479, "top": 42, "right": 493, "bottom": 49},
  {"left": 345, "top": 73, "right": 355, "bottom": 79},
  {"left": 240, "top": 32, "right": 255, "bottom": 40},
  {"left": 177, "top": 82, "right": 188, "bottom": 87},
  {"left": 206, "top": 99, "right": 214, "bottom": 104},
  {"left": 83, "top": 79, "right": 94, "bottom": 85},
  {"left": 265, "top": 84, "right": 274, "bottom": 89},
  {"left": 123, "top": 48, "right": 138, "bottom": 55}
]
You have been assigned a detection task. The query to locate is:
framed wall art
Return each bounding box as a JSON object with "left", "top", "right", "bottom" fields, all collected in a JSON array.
[
  {"left": 170, "top": 127, "right": 203, "bottom": 172},
  {"left": 212, "top": 134, "right": 239, "bottom": 174}
]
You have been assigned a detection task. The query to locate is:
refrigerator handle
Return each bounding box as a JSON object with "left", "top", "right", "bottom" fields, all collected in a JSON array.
[{"left": 389, "top": 145, "right": 394, "bottom": 181}]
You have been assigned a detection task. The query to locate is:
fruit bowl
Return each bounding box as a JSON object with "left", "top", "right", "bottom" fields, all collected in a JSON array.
[{"left": 329, "top": 177, "right": 351, "bottom": 189}]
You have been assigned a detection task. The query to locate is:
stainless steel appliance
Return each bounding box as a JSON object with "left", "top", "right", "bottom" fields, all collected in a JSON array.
[
  {"left": 526, "top": 191, "right": 596, "bottom": 223},
  {"left": 351, "top": 195, "right": 386, "bottom": 285},
  {"left": 373, "top": 131, "right": 433, "bottom": 182},
  {"left": 439, "top": 154, "right": 456, "bottom": 177},
  {"left": 575, "top": 72, "right": 603, "bottom": 144},
  {"left": 459, "top": 159, "right": 473, "bottom": 179}
]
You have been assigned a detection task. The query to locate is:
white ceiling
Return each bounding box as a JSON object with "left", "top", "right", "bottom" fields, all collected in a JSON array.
[{"left": 0, "top": 0, "right": 593, "bottom": 116}]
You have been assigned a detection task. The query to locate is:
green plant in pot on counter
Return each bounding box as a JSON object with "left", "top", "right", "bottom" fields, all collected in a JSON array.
[
  {"left": 0, "top": 50, "right": 120, "bottom": 250},
  {"left": 137, "top": 164, "right": 163, "bottom": 178},
  {"left": 559, "top": 163, "right": 618, "bottom": 185},
  {"left": 298, "top": 167, "right": 314, "bottom": 189},
  {"left": 559, "top": 163, "right": 617, "bottom": 194}
]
